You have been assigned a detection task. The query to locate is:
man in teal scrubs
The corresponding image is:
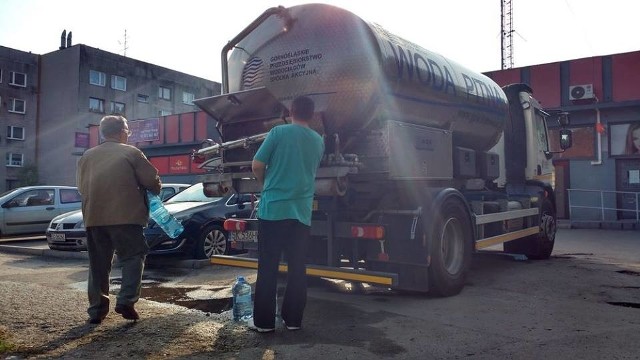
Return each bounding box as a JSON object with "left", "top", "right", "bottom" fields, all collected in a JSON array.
[{"left": 249, "top": 96, "right": 324, "bottom": 332}]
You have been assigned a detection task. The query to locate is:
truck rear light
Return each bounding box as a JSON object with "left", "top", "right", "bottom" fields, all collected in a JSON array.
[
  {"left": 224, "top": 219, "right": 247, "bottom": 232},
  {"left": 351, "top": 225, "right": 385, "bottom": 239}
]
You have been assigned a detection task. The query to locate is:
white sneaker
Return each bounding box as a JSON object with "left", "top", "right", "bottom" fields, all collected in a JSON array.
[{"left": 247, "top": 318, "right": 275, "bottom": 333}]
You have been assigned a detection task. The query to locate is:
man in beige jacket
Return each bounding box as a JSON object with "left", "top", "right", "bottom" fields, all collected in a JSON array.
[{"left": 77, "top": 115, "right": 161, "bottom": 324}]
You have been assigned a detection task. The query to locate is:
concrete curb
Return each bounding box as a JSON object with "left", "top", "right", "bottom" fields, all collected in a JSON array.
[
  {"left": 0, "top": 245, "right": 89, "bottom": 260},
  {"left": 0, "top": 244, "right": 211, "bottom": 269}
]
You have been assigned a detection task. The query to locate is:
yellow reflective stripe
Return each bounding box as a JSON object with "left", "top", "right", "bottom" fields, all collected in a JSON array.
[
  {"left": 211, "top": 257, "right": 394, "bottom": 286},
  {"left": 211, "top": 257, "right": 258, "bottom": 269},
  {"left": 475, "top": 226, "right": 540, "bottom": 249},
  {"left": 304, "top": 268, "right": 393, "bottom": 286}
]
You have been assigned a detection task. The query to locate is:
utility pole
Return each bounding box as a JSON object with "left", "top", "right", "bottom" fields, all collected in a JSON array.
[{"left": 501, "top": 0, "right": 514, "bottom": 69}]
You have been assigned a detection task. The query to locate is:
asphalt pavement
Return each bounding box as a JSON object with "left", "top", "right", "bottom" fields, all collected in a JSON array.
[{"left": 1, "top": 227, "right": 639, "bottom": 359}]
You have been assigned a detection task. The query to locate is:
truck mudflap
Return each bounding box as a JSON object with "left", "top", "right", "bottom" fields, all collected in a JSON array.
[{"left": 211, "top": 255, "right": 398, "bottom": 287}]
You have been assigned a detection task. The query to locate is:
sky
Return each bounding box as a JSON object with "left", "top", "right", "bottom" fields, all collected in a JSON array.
[{"left": 1, "top": 0, "right": 638, "bottom": 83}]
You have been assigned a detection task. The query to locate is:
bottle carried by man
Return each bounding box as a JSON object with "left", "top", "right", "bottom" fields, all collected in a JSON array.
[{"left": 147, "top": 191, "right": 184, "bottom": 238}]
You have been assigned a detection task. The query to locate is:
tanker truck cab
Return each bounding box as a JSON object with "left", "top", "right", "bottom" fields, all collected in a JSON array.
[
  {"left": 492, "top": 84, "right": 562, "bottom": 189},
  {"left": 520, "top": 89, "right": 555, "bottom": 184},
  {"left": 195, "top": 3, "right": 573, "bottom": 297}
]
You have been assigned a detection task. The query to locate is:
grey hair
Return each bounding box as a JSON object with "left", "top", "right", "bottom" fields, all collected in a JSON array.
[{"left": 100, "top": 115, "right": 128, "bottom": 138}]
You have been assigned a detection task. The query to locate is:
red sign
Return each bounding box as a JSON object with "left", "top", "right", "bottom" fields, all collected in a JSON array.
[{"left": 169, "top": 155, "right": 190, "bottom": 174}]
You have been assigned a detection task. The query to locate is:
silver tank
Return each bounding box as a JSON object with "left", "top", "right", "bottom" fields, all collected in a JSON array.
[{"left": 227, "top": 4, "right": 509, "bottom": 151}]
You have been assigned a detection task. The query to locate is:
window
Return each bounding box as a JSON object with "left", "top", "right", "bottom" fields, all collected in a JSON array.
[
  {"left": 8, "top": 98, "right": 26, "bottom": 114},
  {"left": 110, "top": 101, "right": 125, "bottom": 114},
  {"left": 534, "top": 110, "right": 550, "bottom": 153},
  {"left": 182, "top": 91, "right": 195, "bottom": 105},
  {"left": 60, "top": 189, "right": 82, "bottom": 204},
  {"left": 22, "top": 189, "right": 54, "bottom": 206},
  {"left": 159, "top": 110, "right": 171, "bottom": 116},
  {"left": 89, "top": 97, "right": 104, "bottom": 113},
  {"left": 9, "top": 71, "right": 27, "bottom": 87},
  {"left": 89, "top": 70, "right": 106, "bottom": 86},
  {"left": 159, "top": 86, "right": 171, "bottom": 100},
  {"left": 137, "top": 94, "right": 149, "bottom": 103},
  {"left": 6, "top": 153, "right": 23, "bottom": 167},
  {"left": 160, "top": 188, "right": 176, "bottom": 201},
  {"left": 7, "top": 126, "right": 25, "bottom": 140},
  {"left": 111, "top": 75, "right": 127, "bottom": 91}
]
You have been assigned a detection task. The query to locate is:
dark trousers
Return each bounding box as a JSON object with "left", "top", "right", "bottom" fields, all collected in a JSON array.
[
  {"left": 86, "top": 225, "right": 148, "bottom": 319},
  {"left": 253, "top": 219, "right": 310, "bottom": 329}
]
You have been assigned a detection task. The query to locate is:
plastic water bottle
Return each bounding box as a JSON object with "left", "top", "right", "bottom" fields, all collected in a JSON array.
[
  {"left": 147, "top": 190, "right": 184, "bottom": 238},
  {"left": 232, "top": 276, "right": 253, "bottom": 322}
]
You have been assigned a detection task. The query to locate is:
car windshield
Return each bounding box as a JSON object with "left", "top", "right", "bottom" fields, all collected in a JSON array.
[
  {"left": 0, "top": 188, "right": 21, "bottom": 199},
  {"left": 164, "top": 183, "right": 222, "bottom": 203}
]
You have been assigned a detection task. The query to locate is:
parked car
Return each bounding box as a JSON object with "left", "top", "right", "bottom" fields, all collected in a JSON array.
[
  {"left": 144, "top": 182, "right": 259, "bottom": 259},
  {"left": 46, "top": 183, "right": 257, "bottom": 258},
  {"left": 159, "top": 183, "right": 190, "bottom": 201},
  {"left": 0, "top": 185, "right": 82, "bottom": 237},
  {"left": 46, "top": 183, "right": 190, "bottom": 251}
]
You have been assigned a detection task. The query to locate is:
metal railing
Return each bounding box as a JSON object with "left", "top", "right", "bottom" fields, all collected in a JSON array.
[{"left": 567, "top": 188, "right": 640, "bottom": 222}]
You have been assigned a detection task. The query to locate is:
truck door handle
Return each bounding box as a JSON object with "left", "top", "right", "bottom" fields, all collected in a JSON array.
[{"left": 46, "top": 207, "right": 55, "bottom": 210}]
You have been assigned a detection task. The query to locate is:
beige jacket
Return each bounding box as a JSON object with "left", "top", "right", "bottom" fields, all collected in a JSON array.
[{"left": 77, "top": 141, "right": 161, "bottom": 227}]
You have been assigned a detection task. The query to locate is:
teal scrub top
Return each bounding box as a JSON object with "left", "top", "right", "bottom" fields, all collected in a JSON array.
[{"left": 254, "top": 124, "right": 324, "bottom": 226}]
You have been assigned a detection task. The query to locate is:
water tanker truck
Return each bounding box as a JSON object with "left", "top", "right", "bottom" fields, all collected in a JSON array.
[{"left": 193, "top": 3, "right": 572, "bottom": 296}]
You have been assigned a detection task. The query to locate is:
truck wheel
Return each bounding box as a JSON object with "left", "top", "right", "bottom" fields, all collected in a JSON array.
[
  {"left": 428, "top": 197, "right": 473, "bottom": 297},
  {"left": 194, "top": 224, "right": 228, "bottom": 259},
  {"left": 504, "top": 198, "right": 556, "bottom": 260}
]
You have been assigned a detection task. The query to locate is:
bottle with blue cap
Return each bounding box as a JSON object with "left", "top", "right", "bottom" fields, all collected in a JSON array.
[{"left": 232, "top": 275, "right": 253, "bottom": 322}]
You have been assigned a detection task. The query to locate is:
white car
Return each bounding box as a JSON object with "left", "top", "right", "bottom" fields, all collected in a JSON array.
[
  {"left": 0, "top": 185, "right": 82, "bottom": 237},
  {"left": 159, "top": 183, "right": 191, "bottom": 201},
  {"left": 46, "top": 183, "right": 190, "bottom": 251}
]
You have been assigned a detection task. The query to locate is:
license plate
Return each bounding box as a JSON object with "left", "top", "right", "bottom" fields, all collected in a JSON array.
[
  {"left": 51, "top": 233, "right": 66, "bottom": 242},
  {"left": 230, "top": 230, "right": 258, "bottom": 242}
]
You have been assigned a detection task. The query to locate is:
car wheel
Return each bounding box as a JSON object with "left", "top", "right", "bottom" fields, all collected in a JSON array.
[{"left": 194, "top": 224, "right": 228, "bottom": 259}]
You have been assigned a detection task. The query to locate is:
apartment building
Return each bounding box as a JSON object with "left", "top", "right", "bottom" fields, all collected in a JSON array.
[
  {"left": 0, "top": 46, "right": 39, "bottom": 190},
  {"left": 37, "top": 41, "right": 220, "bottom": 186}
]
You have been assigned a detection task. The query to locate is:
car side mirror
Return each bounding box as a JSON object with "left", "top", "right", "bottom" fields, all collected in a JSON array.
[
  {"left": 559, "top": 129, "right": 572, "bottom": 150},
  {"left": 556, "top": 112, "right": 570, "bottom": 127},
  {"left": 2, "top": 200, "right": 18, "bottom": 208}
]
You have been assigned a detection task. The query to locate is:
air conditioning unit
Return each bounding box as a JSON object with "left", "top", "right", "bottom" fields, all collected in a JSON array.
[{"left": 569, "top": 84, "right": 594, "bottom": 100}]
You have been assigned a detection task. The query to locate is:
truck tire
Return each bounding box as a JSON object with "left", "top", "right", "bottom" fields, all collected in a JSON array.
[
  {"left": 428, "top": 197, "right": 473, "bottom": 297},
  {"left": 194, "top": 224, "right": 228, "bottom": 259},
  {"left": 503, "top": 198, "right": 556, "bottom": 260}
]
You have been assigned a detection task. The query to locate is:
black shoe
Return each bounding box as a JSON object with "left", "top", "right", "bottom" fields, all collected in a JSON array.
[
  {"left": 88, "top": 311, "right": 108, "bottom": 324},
  {"left": 115, "top": 304, "right": 139, "bottom": 321}
]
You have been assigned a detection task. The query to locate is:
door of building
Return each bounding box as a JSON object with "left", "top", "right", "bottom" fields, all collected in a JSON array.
[{"left": 615, "top": 159, "right": 640, "bottom": 220}]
